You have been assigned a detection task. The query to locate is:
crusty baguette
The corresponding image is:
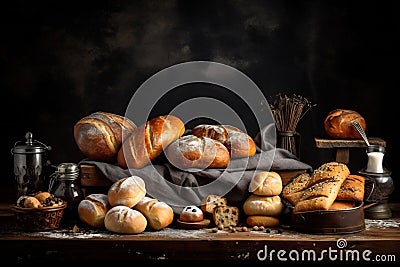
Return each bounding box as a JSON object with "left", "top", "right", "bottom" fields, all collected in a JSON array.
[{"left": 291, "top": 162, "right": 350, "bottom": 212}]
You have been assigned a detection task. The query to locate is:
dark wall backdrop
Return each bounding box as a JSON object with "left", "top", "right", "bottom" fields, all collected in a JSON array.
[{"left": 2, "top": 0, "right": 398, "bottom": 201}]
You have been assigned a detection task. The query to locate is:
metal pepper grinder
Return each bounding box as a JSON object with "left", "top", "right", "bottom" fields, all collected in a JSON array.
[
  {"left": 359, "top": 145, "right": 394, "bottom": 219},
  {"left": 11, "top": 132, "right": 52, "bottom": 197}
]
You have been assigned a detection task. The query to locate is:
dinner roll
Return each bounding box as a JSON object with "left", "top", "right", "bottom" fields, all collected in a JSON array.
[
  {"left": 242, "top": 195, "right": 283, "bottom": 216},
  {"left": 134, "top": 196, "right": 174, "bottom": 230},
  {"left": 78, "top": 194, "right": 110, "bottom": 228},
  {"left": 104, "top": 205, "right": 147, "bottom": 234},
  {"left": 108, "top": 176, "right": 146, "bottom": 208},
  {"left": 249, "top": 171, "right": 283, "bottom": 196}
]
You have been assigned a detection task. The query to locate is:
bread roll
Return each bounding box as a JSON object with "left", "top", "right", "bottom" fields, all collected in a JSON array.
[
  {"left": 34, "top": 192, "right": 51, "bottom": 203},
  {"left": 24, "top": 196, "right": 41, "bottom": 208},
  {"left": 165, "top": 135, "right": 230, "bottom": 170},
  {"left": 282, "top": 173, "right": 311, "bottom": 205},
  {"left": 292, "top": 162, "right": 350, "bottom": 212},
  {"left": 336, "top": 174, "right": 365, "bottom": 202},
  {"left": 179, "top": 205, "right": 204, "bottom": 222},
  {"left": 134, "top": 196, "right": 174, "bottom": 230},
  {"left": 74, "top": 111, "right": 136, "bottom": 162},
  {"left": 249, "top": 171, "right": 283, "bottom": 196},
  {"left": 191, "top": 124, "right": 256, "bottom": 158},
  {"left": 108, "top": 176, "right": 146, "bottom": 208},
  {"left": 201, "top": 194, "right": 228, "bottom": 215},
  {"left": 117, "top": 115, "right": 185, "bottom": 169},
  {"left": 242, "top": 195, "right": 283, "bottom": 216},
  {"left": 323, "top": 109, "right": 366, "bottom": 139},
  {"left": 213, "top": 206, "right": 239, "bottom": 227},
  {"left": 246, "top": 215, "right": 280, "bottom": 227},
  {"left": 78, "top": 194, "right": 110, "bottom": 228},
  {"left": 104, "top": 205, "right": 147, "bottom": 234}
]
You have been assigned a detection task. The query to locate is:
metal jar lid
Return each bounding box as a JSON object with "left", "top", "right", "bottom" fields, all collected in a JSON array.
[
  {"left": 56, "top": 163, "right": 80, "bottom": 175},
  {"left": 11, "top": 132, "right": 51, "bottom": 154}
]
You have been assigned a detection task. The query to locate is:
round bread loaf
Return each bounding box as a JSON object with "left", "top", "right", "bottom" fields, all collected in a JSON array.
[
  {"left": 104, "top": 205, "right": 147, "bottom": 234},
  {"left": 323, "top": 109, "right": 366, "bottom": 139},
  {"left": 24, "top": 196, "right": 41, "bottom": 208},
  {"left": 34, "top": 192, "right": 51, "bottom": 203},
  {"left": 134, "top": 196, "right": 174, "bottom": 230},
  {"left": 249, "top": 171, "right": 283, "bottom": 196},
  {"left": 179, "top": 205, "right": 204, "bottom": 222},
  {"left": 165, "top": 135, "right": 230, "bottom": 170},
  {"left": 74, "top": 111, "right": 136, "bottom": 162},
  {"left": 108, "top": 176, "right": 146, "bottom": 208},
  {"left": 242, "top": 195, "right": 283, "bottom": 216},
  {"left": 246, "top": 215, "right": 280, "bottom": 227},
  {"left": 78, "top": 194, "right": 110, "bottom": 228},
  {"left": 191, "top": 124, "right": 256, "bottom": 158}
]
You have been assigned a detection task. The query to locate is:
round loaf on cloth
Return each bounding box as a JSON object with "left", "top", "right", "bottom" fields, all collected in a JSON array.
[
  {"left": 323, "top": 109, "right": 366, "bottom": 139},
  {"left": 249, "top": 171, "right": 283, "bottom": 196},
  {"left": 117, "top": 115, "right": 185, "bottom": 169},
  {"left": 74, "top": 111, "right": 136, "bottom": 162},
  {"left": 104, "top": 205, "right": 147, "bottom": 234},
  {"left": 165, "top": 135, "right": 230, "bottom": 170},
  {"left": 242, "top": 195, "right": 283, "bottom": 216},
  {"left": 78, "top": 193, "right": 110, "bottom": 228},
  {"left": 246, "top": 215, "right": 280, "bottom": 227},
  {"left": 191, "top": 124, "right": 256, "bottom": 158},
  {"left": 107, "top": 176, "right": 146, "bottom": 208},
  {"left": 134, "top": 196, "right": 174, "bottom": 230}
]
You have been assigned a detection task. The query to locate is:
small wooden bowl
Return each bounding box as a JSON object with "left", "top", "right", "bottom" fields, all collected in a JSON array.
[{"left": 177, "top": 219, "right": 210, "bottom": 229}]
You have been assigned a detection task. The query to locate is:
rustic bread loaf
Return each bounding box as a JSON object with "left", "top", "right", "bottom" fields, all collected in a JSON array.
[
  {"left": 165, "top": 135, "right": 230, "bottom": 170},
  {"left": 104, "top": 205, "right": 147, "bottom": 234},
  {"left": 179, "top": 205, "right": 204, "bottom": 222},
  {"left": 336, "top": 174, "right": 365, "bottom": 202},
  {"left": 191, "top": 124, "right": 256, "bottom": 158},
  {"left": 282, "top": 173, "right": 311, "bottom": 205},
  {"left": 78, "top": 193, "right": 110, "bottom": 228},
  {"left": 246, "top": 215, "right": 280, "bottom": 227},
  {"left": 323, "top": 109, "right": 366, "bottom": 139},
  {"left": 242, "top": 195, "right": 283, "bottom": 216},
  {"left": 74, "top": 111, "right": 136, "bottom": 162},
  {"left": 134, "top": 196, "right": 174, "bottom": 230},
  {"left": 201, "top": 194, "right": 228, "bottom": 215},
  {"left": 107, "top": 176, "right": 146, "bottom": 208},
  {"left": 117, "top": 115, "right": 185, "bottom": 169},
  {"left": 249, "top": 171, "right": 283, "bottom": 196},
  {"left": 292, "top": 162, "right": 350, "bottom": 212},
  {"left": 213, "top": 206, "right": 239, "bottom": 227}
]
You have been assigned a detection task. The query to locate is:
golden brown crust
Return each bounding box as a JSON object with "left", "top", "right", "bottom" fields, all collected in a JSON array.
[
  {"left": 104, "top": 205, "right": 147, "bottom": 234},
  {"left": 242, "top": 195, "right": 283, "bottom": 216},
  {"left": 107, "top": 176, "right": 146, "bottom": 208},
  {"left": 74, "top": 111, "right": 136, "bottom": 162},
  {"left": 323, "top": 109, "right": 366, "bottom": 139},
  {"left": 78, "top": 194, "right": 110, "bottom": 228},
  {"left": 329, "top": 201, "right": 356, "bottom": 210},
  {"left": 246, "top": 215, "right": 280, "bottom": 227},
  {"left": 282, "top": 173, "right": 311, "bottom": 205},
  {"left": 249, "top": 171, "right": 283, "bottom": 196},
  {"left": 336, "top": 174, "right": 365, "bottom": 202},
  {"left": 165, "top": 135, "right": 230, "bottom": 170},
  {"left": 134, "top": 196, "right": 174, "bottom": 230},
  {"left": 117, "top": 115, "right": 185, "bottom": 169}
]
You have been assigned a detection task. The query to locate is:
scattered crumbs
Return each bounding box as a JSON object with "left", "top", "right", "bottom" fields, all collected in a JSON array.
[{"left": 364, "top": 219, "right": 400, "bottom": 229}]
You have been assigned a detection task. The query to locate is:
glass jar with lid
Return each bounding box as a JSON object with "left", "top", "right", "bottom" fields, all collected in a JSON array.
[{"left": 49, "top": 163, "right": 84, "bottom": 223}]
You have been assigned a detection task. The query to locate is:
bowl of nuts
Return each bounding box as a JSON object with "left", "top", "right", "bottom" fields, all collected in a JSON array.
[{"left": 11, "top": 191, "right": 67, "bottom": 231}]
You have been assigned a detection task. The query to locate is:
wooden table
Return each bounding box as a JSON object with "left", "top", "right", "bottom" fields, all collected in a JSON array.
[{"left": 1, "top": 203, "right": 399, "bottom": 265}]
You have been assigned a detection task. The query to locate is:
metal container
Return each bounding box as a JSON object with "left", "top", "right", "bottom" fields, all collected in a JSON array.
[{"left": 11, "top": 132, "right": 52, "bottom": 197}]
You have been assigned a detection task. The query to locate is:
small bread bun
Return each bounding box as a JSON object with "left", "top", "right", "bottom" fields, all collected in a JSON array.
[
  {"left": 134, "top": 196, "right": 174, "bottom": 230},
  {"left": 179, "top": 205, "right": 204, "bottom": 222},
  {"left": 24, "top": 196, "right": 41, "bottom": 208},
  {"left": 78, "top": 194, "right": 110, "bottom": 228},
  {"left": 242, "top": 195, "right": 283, "bottom": 217},
  {"left": 104, "top": 205, "right": 147, "bottom": 234},
  {"left": 108, "top": 176, "right": 146, "bottom": 208},
  {"left": 323, "top": 109, "right": 366, "bottom": 139},
  {"left": 34, "top": 192, "right": 51, "bottom": 203},
  {"left": 246, "top": 215, "right": 280, "bottom": 227},
  {"left": 249, "top": 171, "right": 283, "bottom": 196}
]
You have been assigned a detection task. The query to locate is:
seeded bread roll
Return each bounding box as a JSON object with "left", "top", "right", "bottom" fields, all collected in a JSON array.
[
  {"left": 134, "top": 196, "right": 174, "bottom": 230},
  {"left": 179, "top": 205, "right": 204, "bottom": 222},
  {"left": 246, "top": 215, "right": 280, "bottom": 227},
  {"left": 78, "top": 194, "right": 110, "bottom": 228},
  {"left": 213, "top": 206, "right": 239, "bottom": 227},
  {"left": 323, "top": 109, "right": 366, "bottom": 139},
  {"left": 200, "top": 194, "right": 228, "bottom": 215},
  {"left": 108, "top": 176, "right": 146, "bottom": 208},
  {"left": 249, "top": 171, "right": 283, "bottom": 196},
  {"left": 74, "top": 111, "right": 136, "bottom": 162},
  {"left": 336, "top": 174, "right": 365, "bottom": 202},
  {"left": 104, "top": 205, "right": 147, "bottom": 234},
  {"left": 242, "top": 195, "right": 283, "bottom": 216},
  {"left": 282, "top": 173, "right": 311, "bottom": 206}
]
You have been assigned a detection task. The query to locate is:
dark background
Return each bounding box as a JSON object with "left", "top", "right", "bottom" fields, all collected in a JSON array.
[{"left": 2, "top": 0, "right": 397, "bottom": 201}]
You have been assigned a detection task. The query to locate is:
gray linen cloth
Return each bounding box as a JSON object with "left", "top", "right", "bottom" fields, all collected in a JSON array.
[{"left": 80, "top": 124, "right": 312, "bottom": 214}]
